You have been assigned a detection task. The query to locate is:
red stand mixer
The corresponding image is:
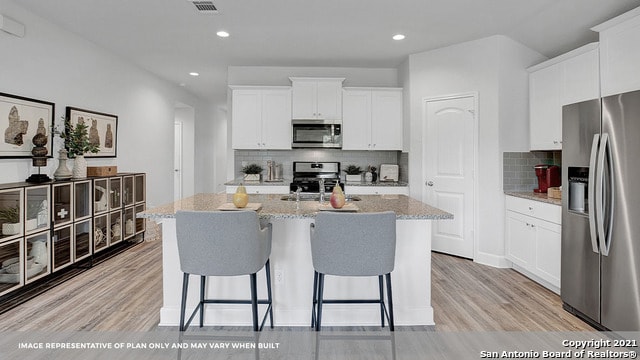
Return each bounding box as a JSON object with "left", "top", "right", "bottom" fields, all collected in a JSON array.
[{"left": 534, "top": 164, "right": 560, "bottom": 193}]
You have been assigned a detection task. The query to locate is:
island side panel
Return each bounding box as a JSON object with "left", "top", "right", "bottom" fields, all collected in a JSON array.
[{"left": 159, "top": 217, "right": 434, "bottom": 327}]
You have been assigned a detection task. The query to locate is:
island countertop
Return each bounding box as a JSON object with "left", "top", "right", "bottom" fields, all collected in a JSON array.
[{"left": 139, "top": 193, "right": 452, "bottom": 220}]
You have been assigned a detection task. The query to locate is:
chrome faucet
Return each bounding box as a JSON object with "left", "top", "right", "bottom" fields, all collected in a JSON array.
[{"left": 318, "top": 178, "right": 325, "bottom": 203}]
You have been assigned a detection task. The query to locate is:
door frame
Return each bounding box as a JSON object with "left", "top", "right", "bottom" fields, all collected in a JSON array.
[
  {"left": 422, "top": 92, "right": 479, "bottom": 259},
  {"left": 174, "top": 121, "right": 183, "bottom": 202}
]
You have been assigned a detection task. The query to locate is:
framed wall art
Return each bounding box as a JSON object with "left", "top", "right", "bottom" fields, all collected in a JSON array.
[
  {"left": 66, "top": 107, "right": 118, "bottom": 158},
  {"left": 0, "top": 92, "right": 54, "bottom": 158}
]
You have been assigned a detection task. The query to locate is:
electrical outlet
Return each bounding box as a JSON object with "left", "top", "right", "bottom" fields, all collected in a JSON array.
[{"left": 274, "top": 269, "right": 284, "bottom": 284}]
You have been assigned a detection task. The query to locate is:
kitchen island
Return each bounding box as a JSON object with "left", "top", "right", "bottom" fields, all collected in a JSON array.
[{"left": 139, "top": 193, "right": 452, "bottom": 327}]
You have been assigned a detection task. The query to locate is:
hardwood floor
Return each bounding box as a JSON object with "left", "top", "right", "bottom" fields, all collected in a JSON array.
[{"left": 0, "top": 228, "right": 591, "bottom": 332}]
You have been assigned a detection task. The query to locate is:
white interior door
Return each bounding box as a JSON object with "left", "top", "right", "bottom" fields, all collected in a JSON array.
[
  {"left": 423, "top": 95, "right": 476, "bottom": 259},
  {"left": 174, "top": 121, "right": 183, "bottom": 201}
]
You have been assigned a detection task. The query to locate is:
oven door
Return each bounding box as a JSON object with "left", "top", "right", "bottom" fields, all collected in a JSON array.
[{"left": 292, "top": 120, "right": 341, "bottom": 148}]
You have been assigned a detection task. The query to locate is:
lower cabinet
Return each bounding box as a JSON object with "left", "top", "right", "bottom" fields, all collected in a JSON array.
[
  {"left": 505, "top": 196, "right": 561, "bottom": 294},
  {"left": 0, "top": 173, "right": 145, "bottom": 302},
  {"left": 344, "top": 185, "right": 409, "bottom": 196}
]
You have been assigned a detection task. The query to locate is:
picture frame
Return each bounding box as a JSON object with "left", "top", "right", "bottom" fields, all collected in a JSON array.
[
  {"left": 0, "top": 92, "right": 54, "bottom": 158},
  {"left": 66, "top": 107, "right": 118, "bottom": 158}
]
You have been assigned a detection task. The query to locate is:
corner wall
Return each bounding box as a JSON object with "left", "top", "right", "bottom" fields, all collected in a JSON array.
[{"left": 405, "top": 35, "right": 544, "bottom": 267}]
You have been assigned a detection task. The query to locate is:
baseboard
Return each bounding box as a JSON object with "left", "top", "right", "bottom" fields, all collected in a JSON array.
[{"left": 473, "top": 252, "right": 511, "bottom": 268}]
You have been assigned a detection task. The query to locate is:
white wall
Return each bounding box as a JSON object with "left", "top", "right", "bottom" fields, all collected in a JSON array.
[
  {"left": 405, "top": 35, "right": 544, "bottom": 267},
  {"left": 0, "top": 0, "right": 210, "bottom": 207}
]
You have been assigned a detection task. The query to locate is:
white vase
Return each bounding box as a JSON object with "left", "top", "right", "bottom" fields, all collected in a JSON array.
[
  {"left": 346, "top": 174, "right": 362, "bottom": 182},
  {"left": 2, "top": 223, "right": 21, "bottom": 236},
  {"left": 29, "top": 239, "right": 48, "bottom": 265},
  {"left": 72, "top": 154, "right": 87, "bottom": 179}
]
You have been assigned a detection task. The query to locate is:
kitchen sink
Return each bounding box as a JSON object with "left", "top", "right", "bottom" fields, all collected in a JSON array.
[{"left": 280, "top": 195, "right": 361, "bottom": 201}]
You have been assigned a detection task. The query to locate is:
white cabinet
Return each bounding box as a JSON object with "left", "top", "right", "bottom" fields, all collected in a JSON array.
[
  {"left": 342, "top": 88, "right": 403, "bottom": 151},
  {"left": 344, "top": 186, "right": 409, "bottom": 196},
  {"left": 593, "top": 7, "right": 640, "bottom": 96},
  {"left": 528, "top": 43, "right": 599, "bottom": 151},
  {"left": 231, "top": 86, "right": 292, "bottom": 150},
  {"left": 505, "top": 196, "right": 561, "bottom": 294},
  {"left": 225, "top": 185, "right": 289, "bottom": 195},
  {"left": 290, "top": 77, "right": 344, "bottom": 120}
]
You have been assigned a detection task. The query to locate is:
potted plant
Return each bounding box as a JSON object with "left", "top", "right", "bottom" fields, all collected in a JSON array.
[
  {"left": 343, "top": 165, "right": 363, "bottom": 182},
  {"left": 242, "top": 163, "right": 263, "bottom": 182},
  {"left": 58, "top": 119, "right": 100, "bottom": 178},
  {"left": 0, "top": 206, "right": 21, "bottom": 236}
]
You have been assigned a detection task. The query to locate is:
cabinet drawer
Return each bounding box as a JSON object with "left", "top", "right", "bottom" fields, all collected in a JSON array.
[{"left": 505, "top": 196, "right": 561, "bottom": 224}]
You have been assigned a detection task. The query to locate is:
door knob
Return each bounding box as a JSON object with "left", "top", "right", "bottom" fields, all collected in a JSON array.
[{"left": 426, "top": 181, "right": 434, "bottom": 186}]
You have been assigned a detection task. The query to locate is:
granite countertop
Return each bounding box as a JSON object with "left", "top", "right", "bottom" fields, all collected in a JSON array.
[
  {"left": 139, "top": 193, "right": 452, "bottom": 220},
  {"left": 224, "top": 177, "right": 408, "bottom": 187},
  {"left": 225, "top": 178, "right": 292, "bottom": 186},
  {"left": 505, "top": 191, "right": 562, "bottom": 206}
]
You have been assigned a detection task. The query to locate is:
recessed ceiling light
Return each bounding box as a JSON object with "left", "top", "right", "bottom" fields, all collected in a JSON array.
[
  {"left": 392, "top": 34, "right": 405, "bottom": 41},
  {"left": 189, "top": 72, "right": 199, "bottom": 77},
  {"left": 217, "top": 31, "right": 230, "bottom": 38}
]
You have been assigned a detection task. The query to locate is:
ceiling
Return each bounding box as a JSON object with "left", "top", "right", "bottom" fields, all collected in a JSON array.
[{"left": 13, "top": 0, "right": 640, "bottom": 99}]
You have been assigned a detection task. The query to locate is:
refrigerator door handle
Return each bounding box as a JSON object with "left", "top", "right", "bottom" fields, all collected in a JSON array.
[
  {"left": 595, "top": 133, "right": 609, "bottom": 256},
  {"left": 588, "top": 134, "right": 600, "bottom": 254},
  {"left": 601, "top": 133, "right": 614, "bottom": 257}
]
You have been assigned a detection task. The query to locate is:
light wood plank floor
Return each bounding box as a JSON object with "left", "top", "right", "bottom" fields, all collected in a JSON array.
[{"left": 0, "top": 233, "right": 592, "bottom": 331}]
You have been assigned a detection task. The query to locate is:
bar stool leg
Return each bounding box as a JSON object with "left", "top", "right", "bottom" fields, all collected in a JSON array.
[
  {"left": 311, "top": 271, "right": 318, "bottom": 328},
  {"left": 379, "top": 275, "right": 385, "bottom": 328},
  {"left": 265, "top": 259, "right": 274, "bottom": 328},
  {"left": 386, "top": 273, "right": 395, "bottom": 331},
  {"left": 179, "top": 273, "right": 189, "bottom": 331},
  {"left": 200, "top": 276, "right": 206, "bottom": 327},
  {"left": 250, "top": 273, "right": 259, "bottom": 331},
  {"left": 315, "top": 273, "right": 325, "bottom": 331}
]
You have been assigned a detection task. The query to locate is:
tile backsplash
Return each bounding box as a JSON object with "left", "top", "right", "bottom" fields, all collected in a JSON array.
[
  {"left": 234, "top": 149, "right": 405, "bottom": 180},
  {"left": 503, "top": 151, "right": 562, "bottom": 191}
]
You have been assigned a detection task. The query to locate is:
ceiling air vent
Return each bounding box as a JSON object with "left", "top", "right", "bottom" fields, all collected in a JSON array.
[{"left": 189, "top": 1, "right": 218, "bottom": 13}]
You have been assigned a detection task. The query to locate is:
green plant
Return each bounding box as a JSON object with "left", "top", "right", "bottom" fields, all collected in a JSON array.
[
  {"left": 0, "top": 206, "right": 20, "bottom": 223},
  {"left": 242, "top": 163, "right": 263, "bottom": 174},
  {"left": 343, "top": 165, "right": 363, "bottom": 175},
  {"left": 58, "top": 118, "right": 99, "bottom": 158}
]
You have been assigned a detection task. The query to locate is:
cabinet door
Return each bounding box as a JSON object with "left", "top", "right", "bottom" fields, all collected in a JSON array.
[
  {"left": 505, "top": 210, "right": 535, "bottom": 268},
  {"left": 371, "top": 90, "right": 403, "bottom": 150},
  {"left": 262, "top": 89, "right": 292, "bottom": 149},
  {"left": 52, "top": 226, "right": 73, "bottom": 271},
  {"left": 529, "top": 64, "right": 562, "bottom": 150},
  {"left": 562, "top": 48, "right": 600, "bottom": 105},
  {"left": 599, "top": 14, "right": 640, "bottom": 96},
  {"left": 232, "top": 89, "right": 262, "bottom": 149},
  {"left": 52, "top": 184, "right": 73, "bottom": 228},
  {"left": 342, "top": 89, "right": 371, "bottom": 150},
  {"left": 291, "top": 80, "right": 317, "bottom": 119},
  {"left": 316, "top": 80, "right": 342, "bottom": 120},
  {"left": 533, "top": 219, "right": 561, "bottom": 288}
]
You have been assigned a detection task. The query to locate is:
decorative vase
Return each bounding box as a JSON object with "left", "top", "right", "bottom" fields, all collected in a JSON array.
[
  {"left": 72, "top": 154, "right": 87, "bottom": 179},
  {"left": 243, "top": 174, "right": 260, "bottom": 182},
  {"left": 29, "top": 239, "right": 48, "bottom": 265},
  {"left": 2, "top": 223, "right": 21, "bottom": 236},
  {"left": 53, "top": 149, "right": 73, "bottom": 180}
]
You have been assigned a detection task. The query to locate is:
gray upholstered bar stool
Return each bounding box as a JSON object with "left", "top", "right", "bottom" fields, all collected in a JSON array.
[
  {"left": 310, "top": 211, "right": 396, "bottom": 331},
  {"left": 175, "top": 210, "right": 273, "bottom": 331}
]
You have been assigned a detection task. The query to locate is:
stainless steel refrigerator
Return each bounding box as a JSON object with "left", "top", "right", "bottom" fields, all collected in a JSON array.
[{"left": 562, "top": 89, "right": 640, "bottom": 331}]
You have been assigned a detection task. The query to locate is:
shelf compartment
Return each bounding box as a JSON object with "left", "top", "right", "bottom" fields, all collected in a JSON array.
[{"left": 25, "top": 231, "right": 50, "bottom": 283}]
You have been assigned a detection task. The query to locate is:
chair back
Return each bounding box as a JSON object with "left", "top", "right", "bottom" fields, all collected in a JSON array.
[
  {"left": 310, "top": 211, "right": 396, "bottom": 276},
  {"left": 175, "top": 210, "right": 271, "bottom": 276}
]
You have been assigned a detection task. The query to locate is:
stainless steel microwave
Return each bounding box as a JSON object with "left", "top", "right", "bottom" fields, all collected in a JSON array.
[{"left": 291, "top": 119, "right": 342, "bottom": 148}]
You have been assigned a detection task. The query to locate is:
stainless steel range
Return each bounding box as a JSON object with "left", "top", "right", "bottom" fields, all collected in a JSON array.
[{"left": 289, "top": 161, "right": 343, "bottom": 193}]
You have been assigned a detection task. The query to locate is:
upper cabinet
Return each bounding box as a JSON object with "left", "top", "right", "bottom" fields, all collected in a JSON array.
[
  {"left": 342, "top": 88, "right": 403, "bottom": 151},
  {"left": 231, "top": 86, "right": 292, "bottom": 150},
  {"left": 528, "top": 43, "right": 599, "bottom": 151},
  {"left": 593, "top": 7, "right": 640, "bottom": 97},
  {"left": 290, "top": 77, "right": 344, "bottom": 120}
]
